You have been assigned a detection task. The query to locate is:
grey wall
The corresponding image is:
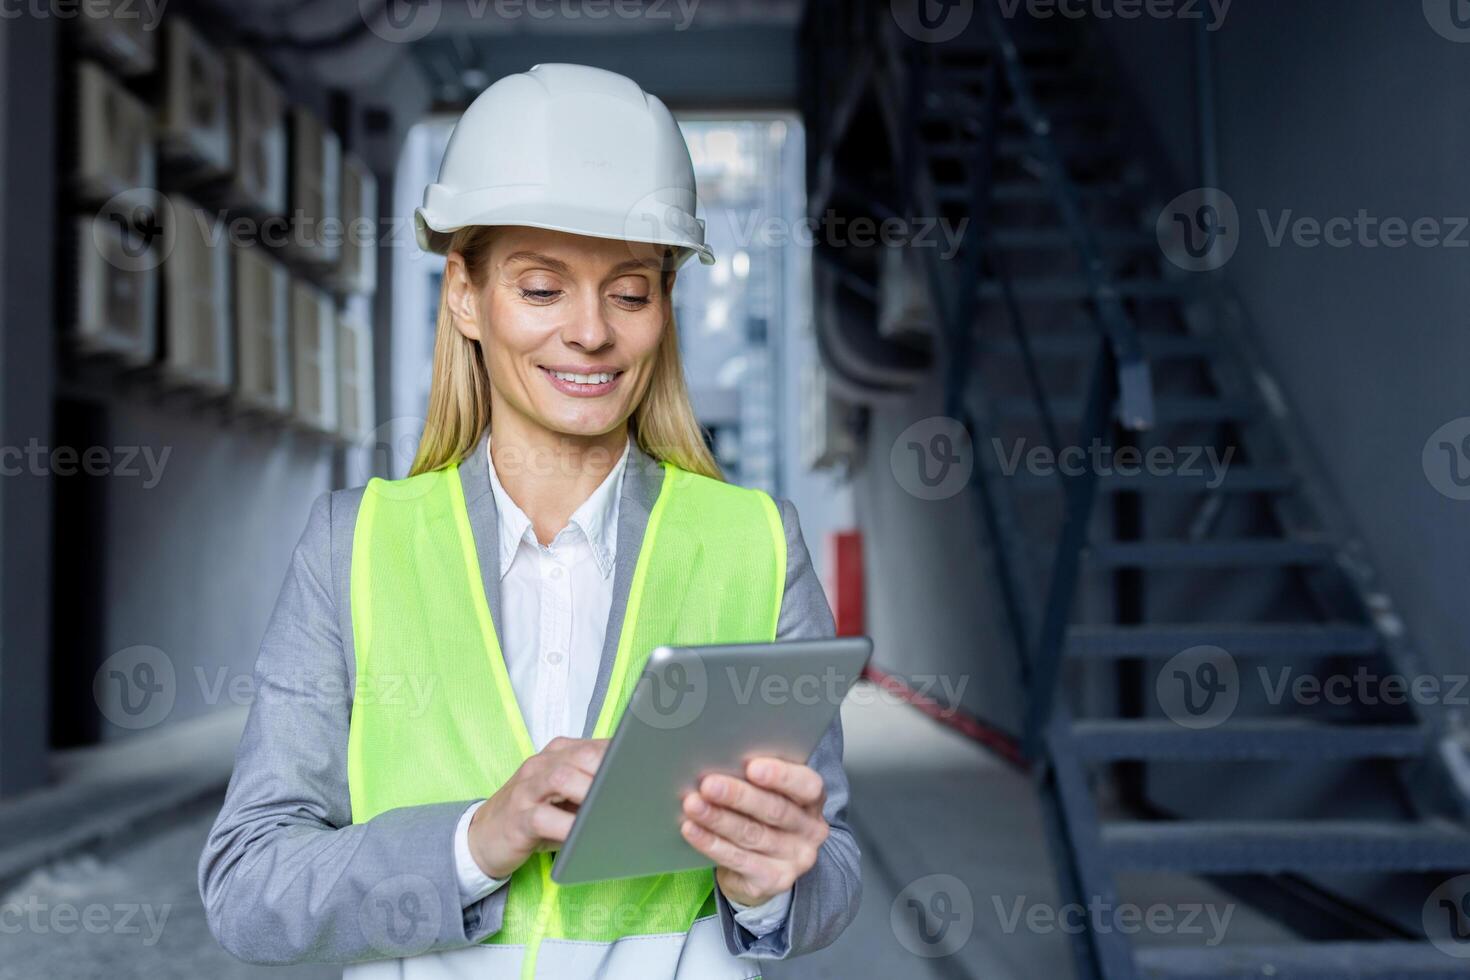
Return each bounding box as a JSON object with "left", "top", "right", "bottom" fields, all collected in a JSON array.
[{"left": 1095, "top": 4, "right": 1470, "bottom": 691}]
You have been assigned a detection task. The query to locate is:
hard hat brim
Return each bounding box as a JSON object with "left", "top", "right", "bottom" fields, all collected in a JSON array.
[{"left": 414, "top": 203, "right": 716, "bottom": 269}]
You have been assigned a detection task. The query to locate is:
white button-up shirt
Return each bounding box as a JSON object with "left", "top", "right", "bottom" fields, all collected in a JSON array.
[{"left": 452, "top": 437, "right": 791, "bottom": 935}]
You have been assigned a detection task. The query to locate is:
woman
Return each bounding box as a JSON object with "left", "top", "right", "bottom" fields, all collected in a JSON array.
[{"left": 199, "top": 63, "right": 861, "bottom": 979}]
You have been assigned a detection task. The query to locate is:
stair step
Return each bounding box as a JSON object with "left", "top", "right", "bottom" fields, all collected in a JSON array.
[
  {"left": 993, "top": 395, "right": 1250, "bottom": 423},
  {"left": 977, "top": 276, "right": 1195, "bottom": 302},
  {"left": 1066, "top": 720, "right": 1427, "bottom": 761},
  {"left": 1136, "top": 941, "right": 1468, "bottom": 979},
  {"left": 1065, "top": 623, "right": 1381, "bottom": 658},
  {"left": 979, "top": 331, "right": 1220, "bottom": 359},
  {"left": 1087, "top": 539, "right": 1335, "bottom": 569},
  {"left": 1102, "top": 819, "right": 1470, "bottom": 873},
  {"left": 1009, "top": 468, "right": 1295, "bottom": 495}
]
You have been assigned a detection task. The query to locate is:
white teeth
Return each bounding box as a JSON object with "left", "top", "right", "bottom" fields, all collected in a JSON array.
[{"left": 551, "top": 370, "right": 613, "bottom": 384}]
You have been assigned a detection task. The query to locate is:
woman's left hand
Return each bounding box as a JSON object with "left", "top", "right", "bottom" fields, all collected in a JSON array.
[{"left": 680, "top": 757, "right": 829, "bottom": 908}]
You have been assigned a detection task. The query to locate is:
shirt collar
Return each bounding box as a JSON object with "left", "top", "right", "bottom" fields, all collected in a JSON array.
[{"left": 486, "top": 436, "right": 629, "bottom": 580}]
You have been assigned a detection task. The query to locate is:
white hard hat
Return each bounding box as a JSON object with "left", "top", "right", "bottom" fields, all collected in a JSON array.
[{"left": 415, "top": 63, "right": 715, "bottom": 269}]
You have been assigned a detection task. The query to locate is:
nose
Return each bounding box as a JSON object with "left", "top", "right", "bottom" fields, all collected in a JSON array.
[{"left": 559, "top": 289, "right": 615, "bottom": 353}]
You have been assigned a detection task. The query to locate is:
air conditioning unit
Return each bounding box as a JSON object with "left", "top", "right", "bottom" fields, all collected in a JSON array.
[
  {"left": 801, "top": 359, "right": 859, "bottom": 471},
  {"left": 290, "top": 279, "right": 339, "bottom": 433},
  {"left": 286, "top": 106, "right": 342, "bottom": 267},
  {"left": 73, "top": 0, "right": 156, "bottom": 76},
  {"left": 158, "top": 20, "right": 230, "bottom": 177},
  {"left": 233, "top": 246, "right": 290, "bottom": 415},
  {"left": 329, "top": 153, "right": 378, "bottom": 295},
  {"left": 226, "top": 50, "right": 287, "bottom": 215},
  {"left": 160, "top": 195, "right": 231, "bottom": 393},
  {"left": 73, "top": 214, "right": 158, "bottom": 365},
  {"left": 877, "top": 245, "right": 935, "bottom": 340},
  {"left": 337, "top": 313, "right": 375, "bottom": 442},
  {"left": 74, "top": 61, "right": 155, "bottom": 205}
]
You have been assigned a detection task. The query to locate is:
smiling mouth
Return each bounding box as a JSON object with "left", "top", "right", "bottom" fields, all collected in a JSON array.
[{"left": 539, "top": 366, "right": 625, "bottom": 396}]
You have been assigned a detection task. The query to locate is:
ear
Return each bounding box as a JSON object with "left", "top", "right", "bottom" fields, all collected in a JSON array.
[{"left": 444, "top": 251, "right": 481, "bottom": 342}]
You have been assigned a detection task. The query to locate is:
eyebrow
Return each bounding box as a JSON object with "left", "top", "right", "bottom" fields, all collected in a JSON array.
[{"left": 501, "top": 251, "right": 660, "bottom": 277}]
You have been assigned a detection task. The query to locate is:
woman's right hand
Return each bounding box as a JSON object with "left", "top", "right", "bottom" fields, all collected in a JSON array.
[{"left": 466, "top": 736, "right": 610, "bottom": 880}]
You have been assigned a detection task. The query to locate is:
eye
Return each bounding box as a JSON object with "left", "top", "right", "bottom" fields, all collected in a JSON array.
[
  {"left": 517, "top": 287, "right": 562, "bottom": 303},
  {"left": 612, "top": 293, "right": 651, "bottom": 309}
]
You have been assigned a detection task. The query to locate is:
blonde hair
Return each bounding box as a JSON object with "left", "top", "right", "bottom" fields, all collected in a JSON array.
[{"left": 409, "top": 226, "right": 723, "bottom": 481}]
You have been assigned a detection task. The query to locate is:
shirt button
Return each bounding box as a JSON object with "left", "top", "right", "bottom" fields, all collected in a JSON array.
[{"left": 546, "top": 651, "right": 564, "bottom": 665}]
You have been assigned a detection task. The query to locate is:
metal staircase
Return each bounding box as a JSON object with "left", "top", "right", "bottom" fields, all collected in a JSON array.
[{"left": 800, "top": 2, "right": 1470, "bottom": 977}]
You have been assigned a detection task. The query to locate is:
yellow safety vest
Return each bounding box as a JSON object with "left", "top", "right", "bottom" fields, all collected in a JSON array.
[{"left": 347, "top": 459, "right": 786, "bottom": 979}]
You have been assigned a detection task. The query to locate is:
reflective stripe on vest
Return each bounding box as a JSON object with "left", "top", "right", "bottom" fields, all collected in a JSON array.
[{"left": 346, "top": 460, "right": 785, "bottom": 979}]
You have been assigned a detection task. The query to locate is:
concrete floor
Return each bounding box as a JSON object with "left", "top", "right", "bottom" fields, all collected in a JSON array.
[{"left": 0, "top": 687, "right": 1289, "bottom": 978}]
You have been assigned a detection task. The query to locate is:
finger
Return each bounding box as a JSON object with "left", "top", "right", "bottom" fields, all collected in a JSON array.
[
  {"left": 698, "top": 773, "right": 805, "bottom": 832},
  {"left": 680, "top": 820, "right": 791, "bottom": 892},
  {"left": 746, "top": 758, "right": 826, "bottom": 808},
  {"left": 528, "top": 802, "right": 577, "bottom": 844},
  {"left": 682, "top": 794, "right": 799, "bottom": 858},
  {"left": 538, "top": 762, "right": 595, "bottom": 806},
  {"left": 562, "top": 738, "right": 610, "bottom": 775}
]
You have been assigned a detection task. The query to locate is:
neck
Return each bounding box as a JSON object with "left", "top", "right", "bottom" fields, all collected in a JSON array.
[{"left": 488, "top": 407, "right": 629, "bottom": 547}]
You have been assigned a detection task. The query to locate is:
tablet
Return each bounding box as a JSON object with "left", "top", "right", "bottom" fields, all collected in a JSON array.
[{"left": 550, "top": 636, "right": 872, "bottom": 885}]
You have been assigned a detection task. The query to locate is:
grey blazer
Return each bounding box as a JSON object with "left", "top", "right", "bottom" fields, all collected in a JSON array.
[{"left": 197, "top": 436, "right": 862, "bottom": 966}]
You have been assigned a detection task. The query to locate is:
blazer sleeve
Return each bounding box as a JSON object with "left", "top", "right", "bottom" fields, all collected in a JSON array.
[
  {"left": 197, "top": 490, "right": 510, "bottom": 965},
  {"left": 714, "top": 497, "right": 864, "bottom": 960}
]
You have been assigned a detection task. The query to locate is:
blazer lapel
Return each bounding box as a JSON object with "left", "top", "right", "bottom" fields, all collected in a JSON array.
[
  {"left": 457, "top": 435, "right": 504, "bottom": 648},
  {"left": 580, "top": 441, "right": 664, "bottom": 736}
]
